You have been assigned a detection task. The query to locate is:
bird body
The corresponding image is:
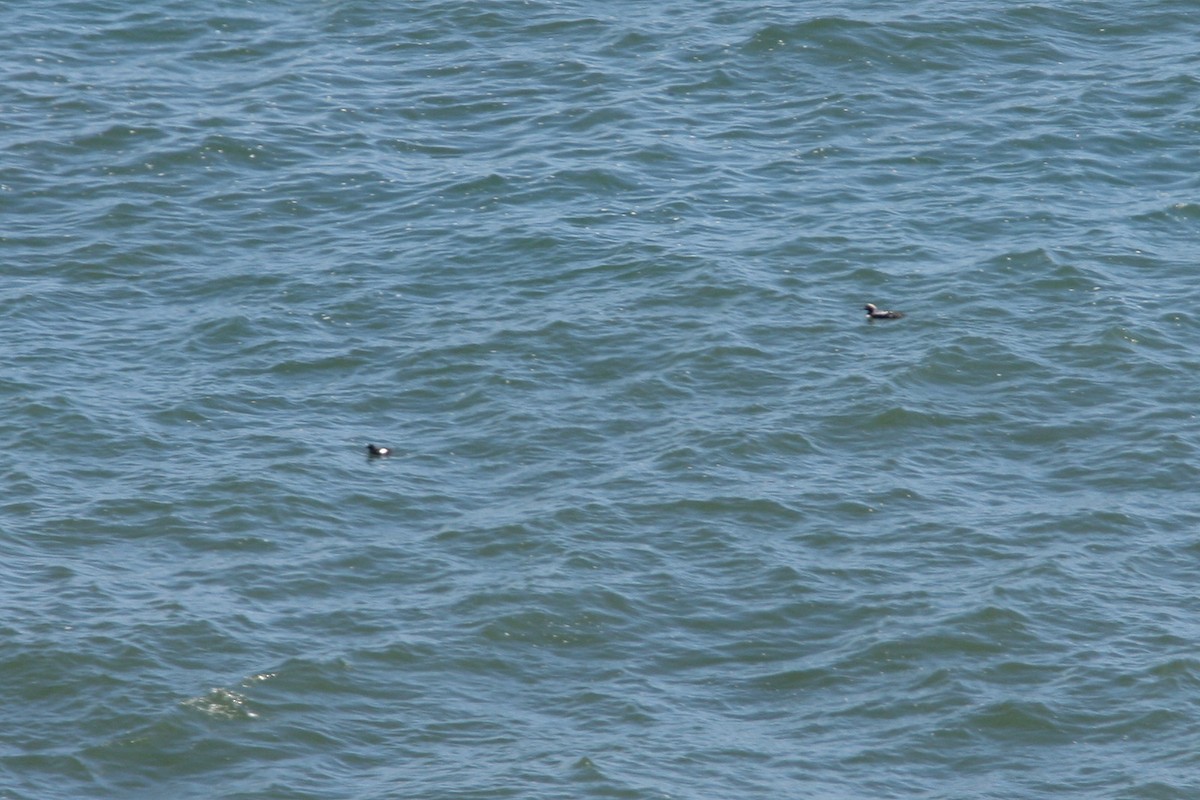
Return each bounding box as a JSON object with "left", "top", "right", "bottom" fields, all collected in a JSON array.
[{"left": 864, "top": 303, "right": 904, "bottom": 320}]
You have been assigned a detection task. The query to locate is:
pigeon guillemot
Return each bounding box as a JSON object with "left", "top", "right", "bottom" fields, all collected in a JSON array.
[
  {"left": 864, "top": 303, "right": 904, "bottom": 320},
  {"left": 366, "top": 444, "right": 393, "bottom": 457}
]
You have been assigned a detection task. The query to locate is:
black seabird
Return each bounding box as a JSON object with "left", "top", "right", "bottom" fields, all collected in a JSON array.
[
  {"left": 864, "top": 303, "right": 904, "bottom": 320},
  {"left": 366, "top": 444, "right": 393, "bottom": 457}
]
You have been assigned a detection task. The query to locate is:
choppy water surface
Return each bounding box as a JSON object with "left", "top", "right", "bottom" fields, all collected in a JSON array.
[{"left": 3, "top": 1, "right": 1200, "bottom": 798}]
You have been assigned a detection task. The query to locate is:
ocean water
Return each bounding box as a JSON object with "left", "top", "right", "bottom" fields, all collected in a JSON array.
[{"left": 3, "top": 1, "right": 1200, "bottom": 797}]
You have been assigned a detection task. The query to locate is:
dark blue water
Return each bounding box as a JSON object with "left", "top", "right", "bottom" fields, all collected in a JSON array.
[{"left": 3, "top": 2, "right": 1200, "bottom": 798}]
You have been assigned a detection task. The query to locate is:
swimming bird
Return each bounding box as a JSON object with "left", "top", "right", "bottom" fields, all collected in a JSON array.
[
  {"left": 864, "top": 303, "right": 904, "bottom": 320},
  {"left": 366, "top": 444, "right": 393, "bottom": 457}
]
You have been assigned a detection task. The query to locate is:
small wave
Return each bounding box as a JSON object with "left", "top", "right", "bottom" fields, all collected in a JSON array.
[{"left": 181, "top": 687, "right": 258, "bottom": 720}]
